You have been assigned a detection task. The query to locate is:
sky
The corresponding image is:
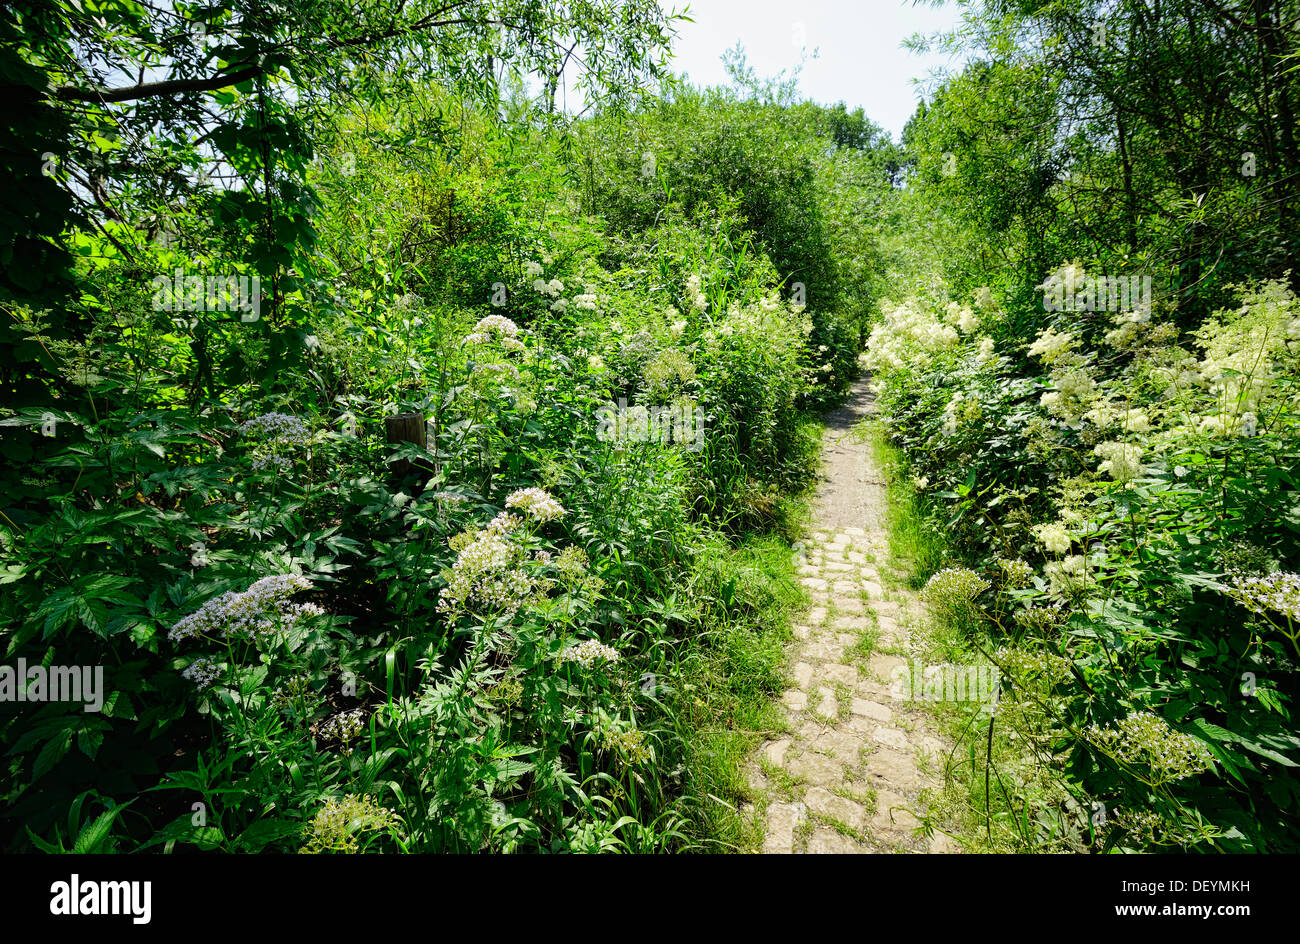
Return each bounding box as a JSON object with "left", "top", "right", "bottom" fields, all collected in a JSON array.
[{"left": 657, "top": 0, "right": 970, "bottom": 140}]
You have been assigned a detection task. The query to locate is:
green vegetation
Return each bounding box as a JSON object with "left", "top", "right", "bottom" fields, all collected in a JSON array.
[
  {"left": 0, "top": 1, "right": 891, "bottom": 853},
  {"left": 871, "top": 0, "right": 1300, "bottom": 853}
]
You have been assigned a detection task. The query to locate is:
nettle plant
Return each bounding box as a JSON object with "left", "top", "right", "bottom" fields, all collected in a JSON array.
[{"left": 870, "top": 269, "right": 1300, "bottom": 851}]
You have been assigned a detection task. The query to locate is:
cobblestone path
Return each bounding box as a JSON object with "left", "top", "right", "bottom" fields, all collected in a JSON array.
[{"left": 749, "top": 374, "right": 959, "bottom": 854}]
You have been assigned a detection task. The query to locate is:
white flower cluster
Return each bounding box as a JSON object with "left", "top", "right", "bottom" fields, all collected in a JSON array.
[
  {"left": 1045, "top": 554, "right": 1091, "bottom": 597},
  {"left": 504, "top": 487, "right": 566, "bottom": 523},
  {"left": 601, "top": 726, "right": 652, "bottom": 765},
  {"left": 1086, "top": 711, "right": 1213, "bottom": 783},
  {"left": 945, "top": 302, "right": 979, "bottom": 334},
  {"left": 1084, "top": 401, "right": 1150, "bottom": 434},
  {"left": 921, "top": 567, "right": 990, "bottom": 613},
  {"left": 1182, "top": 278, "right": 1300, "bottom": 437},
  {"left": 976, "top": 336, "right": 996, "bottom": 364},
  {"left": 181, "top": 656, "right": 221, "bottom": 689},
  {"left": 1028, "top": 326, "right": 1078, "bottom": 365},
  {"left": 438, "top": 527, "right": 534, "bottom": 617},
  {"left": 1094, "top": 440, "right": 1144, "bottom": 483},
  {"left": 464, "top": 315, "right": 524, "bottom": 352},
  {"left": 240, "top": 412, "right": 310, "bottom": 443},
  {"left": 972, "top": 286, "right": 999, "bottom": 313},
  {"left": 319, "top": 708, "right": 367, "bottom": 751},
  {"left": 573, "top": 293, "right": 599, "bottom": 311},
  {"left": 941, "top": 390, "right": 982, "bottom": 436},
  {"left": 685, "top": 274, "right": 708, "bottom": 312},
  {"left": 559, "top": 639, "right": 620, "bottom": 669},
  {"left": 997, "top": 558, "right": 1035, "bottom": 587},
  {"left": 169, "top": 574, "right": 322, "bottom": 644},
  {"left": 1034, "top": 522, "right": 1072, "bottom": 555},
  {"left": 524, "top": 261, "right": 544, "bottom": 279},
  {"left": 300, "top": 794, "right": 400, "bottom": 853},
  {"left": 1040, "top": 368, "right": 1097, "bottom": 424},
  {"left": 864, "top": 298, "right": 960, "bottom": 372},
  {"left": 1225, "top": 571, "right": 1300, "bottom": 624},
  {"left": 532, "top": 277, "right": 564, "bottom": 297}
]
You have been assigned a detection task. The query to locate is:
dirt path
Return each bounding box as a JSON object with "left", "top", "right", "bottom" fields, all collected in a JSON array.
[{"left": 749, "top": 372, "right": 959, "bottom": 854}]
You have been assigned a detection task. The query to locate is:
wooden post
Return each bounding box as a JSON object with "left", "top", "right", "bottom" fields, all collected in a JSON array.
[{"left": 385, "top": 412, "right": 427, "bottom": 477}]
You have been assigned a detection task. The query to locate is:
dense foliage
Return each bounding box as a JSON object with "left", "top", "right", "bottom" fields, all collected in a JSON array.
[
  {"left": 874, "top": 0, "right": 1300, "bottom": 852},
  {"left": 0, "top": 2, "right": 899, "bottom": 852}
]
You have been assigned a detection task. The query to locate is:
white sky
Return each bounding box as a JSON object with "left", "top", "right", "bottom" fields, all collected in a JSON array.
[{"left": 658, "top": 0, "right": 969, "bottom": 139}]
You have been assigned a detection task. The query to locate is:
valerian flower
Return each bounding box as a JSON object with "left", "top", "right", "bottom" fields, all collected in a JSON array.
[
  {"left": 559, "top": 639, "right": 620, "bottom": 669},
  {"left": 318, "top": 708, "right": 367, "bottom": 754},
  {"left": 601, "top": 726, "right": 653, "bottom": 766},
  {"left": 240, "top": 411, "right": 310, "bottom": 442},
  {"left": 169, "top": 574, "right": 322, "bottom": 644},
  {"left": 504, "top": 487, "right": 566, "bottom": 523},
  {"left": 299, "top": 795, "right": 401, "bottom": 854},
  {"left": 437, "top": 525, "right": 534, "bottom": 618},
  {"left": 1225, "top": 571, "right": 1300, "bottom": 623},
  {"left": 240, "top": 411, "right": 311, "bottom": 468},
  {"left": 181, "top": 656, "right": 221, "bottom": 689},
  {"left": 922, "top": 567, "right": 990, "bottom": 615},
  {"left": 1085, "top": 711, "right": 1213, "bottom": 785}
]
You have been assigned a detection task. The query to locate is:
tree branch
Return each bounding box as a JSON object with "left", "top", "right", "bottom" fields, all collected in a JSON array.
[{"left": 55, "top": 63, "right": 264, "bottom": 103}]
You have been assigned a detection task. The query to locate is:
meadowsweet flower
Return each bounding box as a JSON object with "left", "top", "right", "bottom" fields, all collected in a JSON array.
[
  {"left": 169, "top": 574, "right": 320, "bottom": 644},
  {"left": 1039, "top": 368, "right": 1097, "bottom": 424},
  {"left": 685, "top": 274, "right": 708, "bottom": 312},
  {"left": 1045, "top": 554, "right": 1091, "bottom": 596},
  {"left": 300, "top": 795, "right": 401, "bottom": 854},
  {"left": 573, "top": 293, "right": 598, "bottom": 311},
  {"left": 524, "top": 261, "right": 544, "bottom": 279},
  {"left": 945, "top": 302, "right": 978, "bottom": 334},
  {"left": 1094, "top": 440, "right": 1143, "bottom": 483},
  {"left": 863, "top": 298, "right": 959, "bottom": 373},
  {"left": 560, "top": 639, "right": 620, "bottom": 669},
  {"left": 1028, "top": 327, "right": 1078, "bottom": 365},
  {"left": 972, "top": 286, "right": 998, "bottom": 313},
  {"left": 504, "top": 487, "right": 566, "bottom": 523},
  {"left": 587, "top": 353, "right": 604, "bottom": 370},
  {"left": 1085, "top": 711, "right": 1213, "bottom": 784},
  {"left": 550, "top": 297, "right": 569, "bottom": 313},
  {"left": 1034, "top": 522, "right": 1072, "bottom": 555},
  {"left": 976, "top": 336, "right": 996, "bottom": 364}
]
